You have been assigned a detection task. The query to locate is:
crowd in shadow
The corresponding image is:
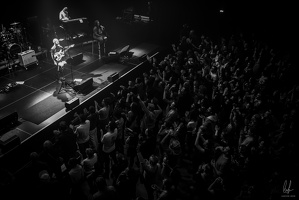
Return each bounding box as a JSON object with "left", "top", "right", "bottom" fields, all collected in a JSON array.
[{"left": 1, "top": 21, "right": 298, "bottom": 200}]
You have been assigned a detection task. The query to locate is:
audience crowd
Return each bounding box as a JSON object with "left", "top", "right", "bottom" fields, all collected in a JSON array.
[{"left": 1, "top": 23, "right": 297, "bottom": 200}]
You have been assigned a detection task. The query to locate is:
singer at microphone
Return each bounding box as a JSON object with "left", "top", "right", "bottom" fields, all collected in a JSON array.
[{"left": 93, "top": 20, "right": 108, "bottom": 59}]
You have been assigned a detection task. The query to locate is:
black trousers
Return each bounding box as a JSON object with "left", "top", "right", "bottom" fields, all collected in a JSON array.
[{"left": 102, "top": 149, "right": 117, "bottom": 176}]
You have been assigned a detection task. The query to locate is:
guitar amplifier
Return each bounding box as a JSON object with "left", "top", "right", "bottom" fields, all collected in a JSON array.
[{"left": 18, "top": 50, "right": 38, "bottom": 67}]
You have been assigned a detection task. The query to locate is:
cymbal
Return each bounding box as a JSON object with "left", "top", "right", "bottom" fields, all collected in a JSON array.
[{"left": 10, "top": 22, "right": 20, "bottom": 26}]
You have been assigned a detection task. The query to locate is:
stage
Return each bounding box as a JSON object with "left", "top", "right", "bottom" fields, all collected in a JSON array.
[{"left": 0, "top": 40, "right": 162, "bottom": 161}]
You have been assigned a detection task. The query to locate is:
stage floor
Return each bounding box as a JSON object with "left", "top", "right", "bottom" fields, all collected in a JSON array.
[{"left": 0, "top": 40, "right": 161, "bottom": 147}]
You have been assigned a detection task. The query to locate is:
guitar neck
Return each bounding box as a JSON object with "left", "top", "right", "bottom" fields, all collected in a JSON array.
[{"left": 63, "top": 44, "right": 74, "bottom": 51}]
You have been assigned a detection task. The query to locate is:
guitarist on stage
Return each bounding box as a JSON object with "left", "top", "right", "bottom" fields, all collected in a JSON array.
[
  {"left": 93, "top": 20, "right": 107, "bottom": 59},
  {"left": 50, "top": 38, "right": 73, "bottom": 80}
]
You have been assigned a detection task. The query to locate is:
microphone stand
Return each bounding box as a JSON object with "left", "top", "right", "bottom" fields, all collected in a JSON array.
[
  {"left": 64, "top": 50, "right": 77, "bottom": 94},
  {"left": 57, "top": 48, "right": 75, "bottom": 94}
]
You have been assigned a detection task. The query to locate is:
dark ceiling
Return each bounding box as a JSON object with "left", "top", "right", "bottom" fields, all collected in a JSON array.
[{"left": 1, "top": 0, "right": 296, "bottom": 53}]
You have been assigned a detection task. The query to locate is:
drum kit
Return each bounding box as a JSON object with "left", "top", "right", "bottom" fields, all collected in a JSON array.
[{"left": 1, "top": 22, "right": 27, "bottom": 60}]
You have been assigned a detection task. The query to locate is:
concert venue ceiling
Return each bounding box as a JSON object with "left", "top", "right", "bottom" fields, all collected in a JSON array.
[{"left": 1, "top": 0, "right": 296, "bottom": 53}]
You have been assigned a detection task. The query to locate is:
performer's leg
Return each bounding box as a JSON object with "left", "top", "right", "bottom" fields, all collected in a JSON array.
[
  {"left": 98, "top": 42, "right": 101, "bottom": 59},
  {"left": 57, "top": 63, "right": 64, "bottom": 80},
  {"left": 103, "top": 43, "right": 106, "bottom": 56},
  {"left": 57, "top": 64, "right": 60, "bottom": 80}
]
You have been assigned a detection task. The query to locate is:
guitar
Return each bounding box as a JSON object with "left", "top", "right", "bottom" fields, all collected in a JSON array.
[{"left": 54, "top": 44, "right": 74, "bottom": 61}]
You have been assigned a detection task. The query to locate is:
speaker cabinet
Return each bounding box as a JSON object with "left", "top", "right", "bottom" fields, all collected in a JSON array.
[
  {"left": 102, "top": 55, "right": 120, "bottom": 63},
  {"left": 0, "top": 135, "right": 21, "bottom": 154},
  {"left": 65, "top": 97, "right": 79, "bottom": 110},
  {"left": 108, "top": 72, "right": 119, "bottom": 82},
  {"left": 18, "top": 50, "right": 38, "bottom": 67},
  {"left": 73, "top": 77, "right": 93, "bottom": 92},
  {"left": 119, "top": 45, "right": 130, "bottom": 55},
  {"left": 0, "top": 112, "right": 19, "bottom": 135},
  {"left": 67, "top": 53, "right": 83, "bottom": 65}
]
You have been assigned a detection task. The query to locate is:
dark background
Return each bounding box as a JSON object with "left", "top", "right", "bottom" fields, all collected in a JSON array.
[{"left": 1, "top": 0, "right": 297, "bottom": 56}]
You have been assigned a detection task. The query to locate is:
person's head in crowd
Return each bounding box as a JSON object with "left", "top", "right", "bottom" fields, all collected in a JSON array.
[
  {"left": 169, "top": 101, "right": 176, "bottom": 110},
  {"left": 159, "top": 60, "right": 168, "bottom": 69},
  {"left": 215, "top": 144, "right": 231, "bottom": 158},
  {"left": 222, "top": 145, "right": 232, "bottom": 157},
  {"left": 158, "top": 79, "right": 165, "bottom": 88},
  {"left": 128, "top": 80, "right": 135, "bottom": 89},
  {"left": 106, "top": 120, "right": 117, "bottom": 132},
  {"left": 117, "top": 96, "right": 126, "bottom": 108},
  {"left": 85, "top": 148, "right": 94, "bottom": 158},
  {"left": 147, "top": 102, "right": 155, "bottom": 112},
  {"left": 168, "top": 139, "right": 182, "bottom": 156},
  {"left": 151, "top": 97, "right": 159, "bottom": 105},
  {"left": 130, "top": 101, "right": 139, "bottom": 113},
  {"left": 149, "top": 68, "right": 156, "bottom": 77},
  {"left": 205, "top": 107, "right": 215, "bottom": 118},
  {"left": 136, "top": 197, "right": 146, "bottom": 200},
  {"left": 131, "top": 86, "right": 138, "bottom": 96},
  {"left": 89, "top": 105, "right": 96, "bottom": 114},
  {"left": 143, "top": 72, "right": 149, "bottom": 79},
  {"left": 68, "top": 157, "right": 79, "bottom": 169},
  {"left": 162, "top": 178, "right": 173, "bottom": 191},
  {"left": 183, "top": 81, "right": 190, "bottom": 91},
  {"left": 149, "top": 155, "right": 159, "bottom": 167},
  {"left": 95, "top": 176, "right": 107, "bottom": 191},
  {"left": 30, "top": 151, "right": 39, "bottom": 162},
  {"left": 162, "top": 120, "right": 173, "bottom": 130},
  {"left": 43, "top": 140, "right": 53, "bottom": 152},
  {"left": 113, "top": 109, "right": 122, "bottom": 121},
  {"left": 79, "top": 113, "right": 87, "bottom": 123},
  {"left": 188, "top": 108, "right": 199, "bottom": 122},
  {"left": 145, "top": 128, "right": 154, "bottom": 138},
  {"left": 135, "top": 77, "right": 143, "bottom": 85},
  {"left": 102, "top": 97, "right": 110, "bottom": 107},
  {"left": 59, "top": 120, "right": 68, "bottom": 132},
  {"left": 39, "top": 170, "right": 51, "bottom": 182}
]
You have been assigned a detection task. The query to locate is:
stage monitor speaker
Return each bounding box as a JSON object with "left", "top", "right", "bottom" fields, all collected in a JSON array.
[
  {"left": 0, "top": 135, "right": 21, "bottom": 154},
  {"left": 65, "top": 97, "right": 79, "bottom": 110},
  {"left": 108, "top": 72, "right": 119, "bottom": 82},
  {"left": 73, "top": 77, "right": 93, "bottom": 92},
  {"left": 102, "top": 55, "right": 120, "bottom": 63},
  {"left": 0, "top": 112, "right": 19, "bottom": 135},
  {"left": 67, "top": 52, "right": 83, "bottom": 65},
  {"left": 119, "top": 45, "right": 130, "bottom": 56}
]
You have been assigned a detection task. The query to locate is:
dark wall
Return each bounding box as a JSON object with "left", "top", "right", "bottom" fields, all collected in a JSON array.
[
  {"left": 1, "top": 0, "right": 295, "bottom": 53},
  {"left": 1, "top": 0, "right": 133, "bottom": 26}
]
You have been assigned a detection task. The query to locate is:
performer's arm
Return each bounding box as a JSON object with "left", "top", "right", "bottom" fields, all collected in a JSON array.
[
  {"left": 59, "top": 12, "right": 62, "bottom": 21},
  {"left": 50, "top": 49, "right": 57, "bottom": 65},
  {"left": 59, "top": 12, "right": 64, "bottom": 21}
]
